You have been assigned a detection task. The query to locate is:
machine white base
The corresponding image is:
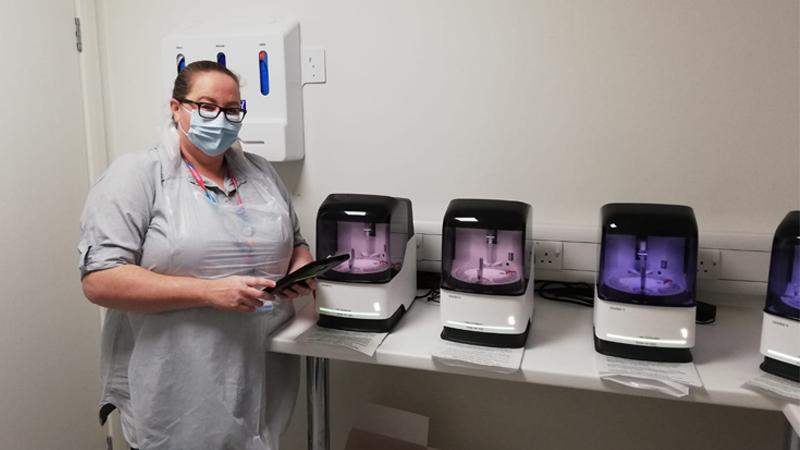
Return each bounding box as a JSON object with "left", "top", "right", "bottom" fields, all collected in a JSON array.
[
  {"left": 316, "top": 239, "right": 416, "bottom": 332},
  {"left": 440, "top": 279, "right": 534, "bottom": 348},
  {"left": 594, "top": 296, "right": 696, "bottom": 362},
  {"left": 759, "top": 312, "right": 800, "bottom": 381}
]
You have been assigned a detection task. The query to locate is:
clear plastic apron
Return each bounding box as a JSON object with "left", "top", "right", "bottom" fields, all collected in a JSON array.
[{"left": 109, "top": 140, "right": 300, "bottom": 450}]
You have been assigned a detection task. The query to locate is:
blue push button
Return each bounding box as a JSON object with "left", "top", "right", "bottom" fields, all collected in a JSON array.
[
  {"left": 216, "top": 51, "right": 226, "bottom": 67},
  {"left": 259, "top": 50, "right": 269, "bottom": 96},
  {"left": 177, "top": 53, "right": 186, "bottom": 73}
]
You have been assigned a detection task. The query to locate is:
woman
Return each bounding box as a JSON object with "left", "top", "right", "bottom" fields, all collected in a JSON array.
[{"left": 79, "top": 61, "right": 312, "bottom": 450}]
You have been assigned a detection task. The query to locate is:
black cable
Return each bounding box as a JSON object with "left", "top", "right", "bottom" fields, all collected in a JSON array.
[
  {"left": 535, "top": 280, "right": 594, "bottom": 307},
  {"left": 414, "top": 289, "right": 434, "bottom": 300},
  {"left": 695, "top": 301, "right": 717, "bottom": 325},
  {"left": 413, "top": 289, "right": 440, "bottom": 303},
  {"left": 535, "top": 280, "right": 717, "bottom": 325}
]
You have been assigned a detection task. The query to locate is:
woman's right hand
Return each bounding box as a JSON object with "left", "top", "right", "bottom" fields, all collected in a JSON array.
[{"left": 202, "top": 276, "right": 276, "bottom": 312}]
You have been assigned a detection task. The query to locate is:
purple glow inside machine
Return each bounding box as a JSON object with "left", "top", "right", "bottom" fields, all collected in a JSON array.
[
  {"left": 441, "top": 199, "right": 531, "bottom": 296},
  {"left": 331, "top": 222, "right": 392, "bottom": 275},
  {"left": 450, "top": 228, "right": 524, "bottom": 286},
  {"left": 765, "top": 211, "right": 800, "bottom": 318},
  {"left": 601, "top": 235, "right": 688, "bottom": 297},
  {"left": 778, "top": 247, "right": 800, "bottom": 310},
  {"left": 316, "top": 194, "right": 413, "bottom": 284},
  {"left": 597, "top": 204, "right": 697, "bottom": 307},
  {"left": 774, "top": 245, "right": 800, "bottom": 312}
]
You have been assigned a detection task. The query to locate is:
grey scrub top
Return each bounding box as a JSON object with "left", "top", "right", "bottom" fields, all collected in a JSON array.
[{"left": 78, "top": 124, "right": 305, "bottom": 450}]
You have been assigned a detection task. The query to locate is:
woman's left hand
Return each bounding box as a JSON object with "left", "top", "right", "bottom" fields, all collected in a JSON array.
[{"left": 281, "top": 246, "right": 316, "bottom": 300}]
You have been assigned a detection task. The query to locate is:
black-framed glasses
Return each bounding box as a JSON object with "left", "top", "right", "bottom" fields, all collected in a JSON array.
[{"left": 178, "top": 98, "right": 247, "bottom": 123}]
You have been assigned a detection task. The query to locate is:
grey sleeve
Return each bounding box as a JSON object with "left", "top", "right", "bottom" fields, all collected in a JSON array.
[
  {"left": 290, "top": 205, "right": 309, "bottom": 249},
  {"left": 77, "top": 153, "right": 156, "bottom": 278},
  {"left": 281, "top": 178, "right": 308, "bottom": 249},
  {"left": 288, "top": 193, "right": 308, "bottom": 249}
]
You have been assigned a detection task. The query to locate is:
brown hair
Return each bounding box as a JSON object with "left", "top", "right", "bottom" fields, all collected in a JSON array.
[{"left": 171, "top": 60, "right": 240, "bottom": 100}]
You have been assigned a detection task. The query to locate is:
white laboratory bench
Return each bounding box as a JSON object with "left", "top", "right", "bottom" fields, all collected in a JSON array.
[{"left": 266, "top": 295, "right": 799, "bottom": 449}]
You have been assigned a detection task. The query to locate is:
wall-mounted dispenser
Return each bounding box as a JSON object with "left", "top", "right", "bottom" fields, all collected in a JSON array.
[{"left": 162, "top": 21, "right": 314, "bottom": 161}]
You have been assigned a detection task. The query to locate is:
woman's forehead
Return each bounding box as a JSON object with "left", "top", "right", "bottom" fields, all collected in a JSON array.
[{"left": 189, "top": 72, "right": 240, "bottom": 104}]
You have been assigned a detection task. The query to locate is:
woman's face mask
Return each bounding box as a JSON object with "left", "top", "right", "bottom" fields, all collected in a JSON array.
[{"left": 180, "top": 107, "right": 242, "bottom": 157}]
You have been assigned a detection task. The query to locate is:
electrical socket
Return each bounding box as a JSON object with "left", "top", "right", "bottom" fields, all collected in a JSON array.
[
  {"left": 534, "top": 240, "right": 563, "bottom": 270},
  {"left": 697, "top": 248, "right": 721, "bottom": 279},
  {"left": 301, "top": 47, "right": 326, "bottom": 84}
]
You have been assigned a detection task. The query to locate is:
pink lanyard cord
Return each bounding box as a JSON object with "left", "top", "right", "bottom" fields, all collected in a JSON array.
[{"left": 184, "top": 160, "right": 243, "bottom": 207}]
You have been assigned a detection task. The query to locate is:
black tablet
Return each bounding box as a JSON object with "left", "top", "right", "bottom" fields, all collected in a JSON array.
[{"left": 264, "top": 253, "right": 350, "bottom": 294}]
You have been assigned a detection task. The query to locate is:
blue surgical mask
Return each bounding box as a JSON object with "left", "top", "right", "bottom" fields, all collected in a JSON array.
[{"left": 180, "top": 107, "right": 242, "bottom": 157}]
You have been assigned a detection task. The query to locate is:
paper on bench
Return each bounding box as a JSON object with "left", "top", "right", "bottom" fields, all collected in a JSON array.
[
  {"left": 596, "top": 354, "right": 703, "bottom": 398},
  {"left": 432, "top": 339, "right": 524, "bottom": 374},
  {"left": 295, "top": 325, "right": 388, "bottom": 357}
]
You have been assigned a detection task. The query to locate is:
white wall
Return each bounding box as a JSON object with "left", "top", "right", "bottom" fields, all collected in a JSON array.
[
  {"left": 95, "top": 1, "right": 797, "bottom": 449},
  {"left": 98, "top": 0, "right": 799, "bottom": 234}
]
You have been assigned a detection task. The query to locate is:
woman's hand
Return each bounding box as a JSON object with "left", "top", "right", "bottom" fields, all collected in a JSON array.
[
  {"left": 278, "top": 279, "right": 315, "bottom": 299},
  {"left": 280, "top": 246, "right": 316, "bottom": 300},
  {"left": 202, "top": 276, "right": 276, "bottom": 312}
]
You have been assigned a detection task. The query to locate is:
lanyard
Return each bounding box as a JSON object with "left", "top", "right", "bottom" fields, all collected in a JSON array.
[
  {"left": 184, "top": 160, "right": 257, "bottom": 271},
  {"left": 184, "top": 160, "right": 243, "bottom": 207}
]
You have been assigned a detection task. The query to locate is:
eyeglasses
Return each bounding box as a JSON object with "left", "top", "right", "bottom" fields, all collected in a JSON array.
[{"left": 177, "top": 98, "right": 247, "bottom": 123}]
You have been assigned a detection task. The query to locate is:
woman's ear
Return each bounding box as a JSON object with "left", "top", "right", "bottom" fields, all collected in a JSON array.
[{"left": 169, "top": 98, "right": 181, "bottom": 124}]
